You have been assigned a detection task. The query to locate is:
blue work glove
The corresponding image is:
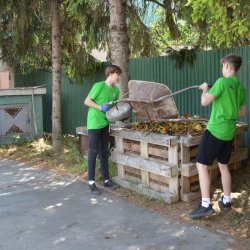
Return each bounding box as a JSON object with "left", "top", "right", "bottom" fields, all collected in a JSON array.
[{"left": 101, "top": 104, "right": 110, "bottom": 112}]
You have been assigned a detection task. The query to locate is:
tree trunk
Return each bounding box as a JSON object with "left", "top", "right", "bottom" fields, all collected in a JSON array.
[
  {"left": 163, "top": 0, "right": 180, "bottom": 40},
  {"left": 108, "top": 0, "right": 130, "bottom": 97},
  {"left": 51, "top": 0, "right": 62, "bottom": 152}
]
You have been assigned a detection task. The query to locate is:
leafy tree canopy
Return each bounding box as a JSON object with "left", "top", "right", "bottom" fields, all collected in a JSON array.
[
  {"left": 0, "top": 0, "right": 51, "bottom": 72},
  {"left": 0, "top": 0, "right": 107, "bottom": 81},
  {"left": 0, "top": 0, "right": 249, "bottom": 79},
  {"left": 186, "top": 0, "right": 250, "bottom": 48}
]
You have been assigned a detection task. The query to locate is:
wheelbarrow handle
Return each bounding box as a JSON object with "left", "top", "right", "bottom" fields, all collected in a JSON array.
[
  {"left": 152, "top": 85, "right": 199, "bottom": 102},
  {"left": 107, "top": 91, "right": 129, "bottom": 106},
  {"left": 151, "top": 83, "right": 212, "bottom": 103},
  {"left": 107, "top": 83, "right": 212, "bottom": 105}
]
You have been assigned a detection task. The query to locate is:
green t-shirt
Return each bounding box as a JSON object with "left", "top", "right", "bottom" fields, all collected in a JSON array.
[
  {"left": 87, "top": 81, "right": 120, "bottom": 129},
  {"left": 207, "top": 76, "right": 246, "bottom": 141}
]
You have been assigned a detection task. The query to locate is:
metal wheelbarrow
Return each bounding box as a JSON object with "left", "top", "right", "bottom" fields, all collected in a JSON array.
[{"left": 106, "top": 80, "right": 206, "bottom": 122}]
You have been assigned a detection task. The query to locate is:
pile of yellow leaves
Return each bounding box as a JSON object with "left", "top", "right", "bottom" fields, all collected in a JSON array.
[{"left": 130, "top": 120, "right": 206, "bottom": 136}]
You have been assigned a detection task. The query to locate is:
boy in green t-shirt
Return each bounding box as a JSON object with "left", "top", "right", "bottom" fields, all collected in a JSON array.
[
  {"left": 84, "top": 65, "right": 121, "bottom": 195},
  {"left": 190, "top": 54, "right": 247, "bottom": 218}
]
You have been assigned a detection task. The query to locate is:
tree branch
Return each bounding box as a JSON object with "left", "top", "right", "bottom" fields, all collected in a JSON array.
[{"left": 144, "top": 0, "right": 165, "bottom": 9}]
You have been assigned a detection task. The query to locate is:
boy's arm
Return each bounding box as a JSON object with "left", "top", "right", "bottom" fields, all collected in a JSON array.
[
  {"left": 199, "top": 82, "right": 215, "bottom": 106},
  {"left": 239, "top": 105, "right": 246, "bottom": 118},
  {"left": 84, "top": 96, "right": 102, "bottom": 111}
]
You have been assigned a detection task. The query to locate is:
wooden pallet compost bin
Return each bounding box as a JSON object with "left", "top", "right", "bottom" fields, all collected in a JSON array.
[
  {"left": 111, "top": 127, "right": 180, "bottom": 203},
  {"left": 179, "top": 122, "right": 248, "bottom": 202},
  {"left": 111, "top": 122, "right": 248, "bottom": 203},
  {"left": 76, "top": 126, "right": 115, "bottom": 156}
]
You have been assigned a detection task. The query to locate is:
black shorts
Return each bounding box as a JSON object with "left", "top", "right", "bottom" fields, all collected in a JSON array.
[{"left": 196, "top": 130, "right": 233, "bottom": 165}]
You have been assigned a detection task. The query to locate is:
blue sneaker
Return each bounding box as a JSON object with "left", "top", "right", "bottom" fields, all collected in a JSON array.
[
  {"left": 103, "top": 180, "right": 119, "bottom": 189},
  {"left": 89, "top": 183, "right": 101, "bottom": 195},
  {"left": 218, "top": 196, "right": 231, "bottom": 210},
  {"left": 190, "top": 204, "right": 215, "bottom": 219}
]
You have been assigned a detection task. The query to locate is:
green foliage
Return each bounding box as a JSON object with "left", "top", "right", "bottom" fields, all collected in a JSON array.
[
  {"left": 10, "top": 133, "right": 28, "bottom": 145},
  {"left": 95, "top": 159, "right": 117, "bottom": 182},
  {"left": 62, "top": 134, "right": 88, "bottom": 173},
  {"left": 127, "top": 3, "right": 159, "bottom": 57},
  {"left": 143, "top": 0, "right": 250, "bottom": 50},
  {"left": 0, "top": 0, "right": 109, "bottom": 81},
  {"left": 186, "top": 0, "right": 250, "bottom": 48},
  {"left": 0, "top": 0, "right": 51, "bottom": 73},
  {"left": 165, "top": 47, "right": 197, "bottom": 68},
  {"left": 109, "top": 160, "right": 118, "bottom": 178},
  {"left": 128, "top": 0, "right": 193, "bottom": 57},
  {"left": 63, "top": 47, "right": 105, "bottom": 82},
  {"left": 1, "top": 0, "right": 249, "bottom": 78},
  {"left": 150, "top": 7, "right": 199, "bottom": 54}
]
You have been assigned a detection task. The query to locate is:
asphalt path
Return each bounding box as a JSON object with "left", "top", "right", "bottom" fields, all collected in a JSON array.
[{"left": 0, "top": 157, "right": 236, "bottom": 250}]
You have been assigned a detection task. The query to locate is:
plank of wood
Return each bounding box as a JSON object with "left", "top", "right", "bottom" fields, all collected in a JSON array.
[
  {"left": 180, "top": 145, "right": 191, "bottom": 164},
  {"left": 233, "top": 134, "right": 241, "bottom": 150},
  {"left": 181, "top": 191, "right": 201, "bottom": 202},
  {"left": 141, "top": 170, "right": 150, "bottom": 185},
  {"left": 175, "top": 123, "right": 247, "bottom": 147},
  {"left": 124, "top": 174, "right": 141, "bottom": 183},
  {"left": 229, "top": 148, "right": 248, "bottom": 162},
  {"left": 181, "top": 176, "right": 191, "bottom": 196},
  {"left": 123, "top": 140, "right": 169, "bottom": 159},
  {"left": 168, "top": 176, "right": 179, "bottom": 195},
  {"left": 115, "top": 137, "right": 124, "bottom": 152},
  {"left": 117, "top": 164, "right": 125, "bottom": 179},
  {"left": 111, "top": 151, "right": 178, "bottom": 177},
  {"left": 179, "top": 135, "right": 202, "bottom": 147},
  {"left": 140, "top": 141, "right": 149, "bottom": 157},
  {"left": 112, "top": 128, "right": 178, "bottom": 147},
  {"left": 149, "top": 172, "right": 169, "bottom": 183},
  {"left": 148, "top": 145, "right": 168, "bottom": 159},
  {"left": 180, "top": 148, "right": 248, "bottom": 177},
  {"left": 124, "top": 165, "right": 141, "bottom": 176},
  {"left": 149, "top": 182, "right": 169, "bottom": 193},
  {"left": 168, "top": 144, "right": 178, "bottom": 164},
  {"left": 123, "top": 140, "right": 140, "bottom": 153},
  {"left": 113, "top": 177, "right": 179, "bottom": 203}
]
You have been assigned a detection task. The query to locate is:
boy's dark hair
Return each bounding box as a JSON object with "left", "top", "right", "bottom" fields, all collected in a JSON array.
[
  {"left": 220, "top": 54, "right": 242, "bottom": 72},
  {"left": 105, "top": 65, "right": 122, "bottom": 77}
]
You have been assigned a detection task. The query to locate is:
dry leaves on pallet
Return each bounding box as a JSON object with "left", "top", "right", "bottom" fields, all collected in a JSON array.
[{"left": 131, "top": 120, "right": 206, "bottom": 136}]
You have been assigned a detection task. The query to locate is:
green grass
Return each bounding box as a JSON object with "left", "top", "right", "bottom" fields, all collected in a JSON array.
[
  {"left": 62, "top": 135, "right": 89, "bottom": 174},
  {"left": 0, "top": 134, "right": 117, "bottom": 179}
]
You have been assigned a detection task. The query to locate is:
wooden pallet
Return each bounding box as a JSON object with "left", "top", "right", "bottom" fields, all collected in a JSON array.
[
  {"left": 111, "top": 128, "right": 179, "bottom": 203},
  {"left": 179, "top": 124, "right": 248, "bottom": 202},
  {"left": 111, "top": 123, "right": 248, "bottom": 203},
  {"left": 76, "top": 126, "right": 115, "bottom": 155},
  {"left": 180, "top": 148, "right": 248, "bottom": 202}
]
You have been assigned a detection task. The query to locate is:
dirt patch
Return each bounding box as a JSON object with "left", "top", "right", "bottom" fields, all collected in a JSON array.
[{"left": 0, "top": 138, "right": 249, "bottom": 249}]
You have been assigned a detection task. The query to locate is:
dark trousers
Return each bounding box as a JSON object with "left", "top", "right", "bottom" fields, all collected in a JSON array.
[{"left": 88, "top": 125, "right": 110, "bottom": 182}]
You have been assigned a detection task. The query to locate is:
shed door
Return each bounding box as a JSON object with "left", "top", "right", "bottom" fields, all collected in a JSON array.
[{"left": 0, "top": 104, "right": 31, "bottom": 136}]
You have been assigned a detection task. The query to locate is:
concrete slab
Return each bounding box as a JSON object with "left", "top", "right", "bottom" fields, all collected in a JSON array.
[{"left": 0, "top": 157, "right": 235, "bottom": 250}]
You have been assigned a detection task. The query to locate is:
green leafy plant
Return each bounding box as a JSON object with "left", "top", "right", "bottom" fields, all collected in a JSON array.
[
  {"left": 63, "top": 135, "right": 88, "bottom": 173},
  {"left": 165, "top": 47, "right": 197, "bottom": 68},
  {"left": 11, "top": 133, "right": 28, "bottom": 145}
]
